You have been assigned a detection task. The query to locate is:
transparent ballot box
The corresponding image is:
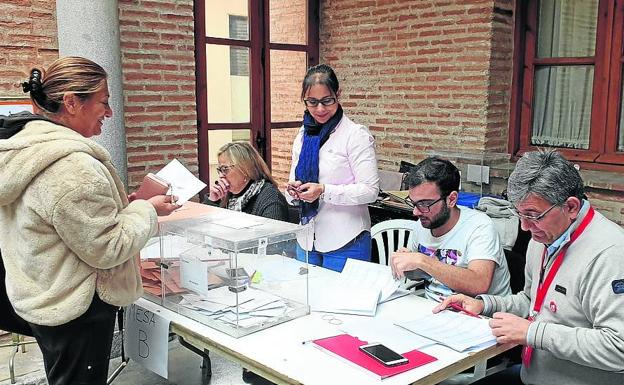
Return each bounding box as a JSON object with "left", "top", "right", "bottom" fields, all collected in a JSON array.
[{"left": 141, "top": 207, "right": 310, "bottom": 338}]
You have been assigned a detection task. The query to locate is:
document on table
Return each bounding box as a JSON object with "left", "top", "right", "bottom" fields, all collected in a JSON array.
[
  {"left": 339, "top": 317, "right": 435, "bottom": 353},
  {"left": 396, "top": 310, "right": 497, "bottom": 352},
  {"left": 156, "top": 158, "right": 207, "bottom": 204},
  {"left": 309, "top": 259, "right": 401, "bottom": 316}
]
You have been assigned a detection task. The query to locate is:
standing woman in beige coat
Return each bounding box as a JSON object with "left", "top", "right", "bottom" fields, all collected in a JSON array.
[{"left": 0, "top": 57, "right": 179, "bottom": 385}]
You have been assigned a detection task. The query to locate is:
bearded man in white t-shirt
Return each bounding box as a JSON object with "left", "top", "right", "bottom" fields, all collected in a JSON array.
[{"left": 390, "top": 157, "right": 511, "bottom": 301}]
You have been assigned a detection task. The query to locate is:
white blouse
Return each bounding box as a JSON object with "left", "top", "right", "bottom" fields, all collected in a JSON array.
[{"left": 287, "top": 114, "right": 379, "bottom": 252}]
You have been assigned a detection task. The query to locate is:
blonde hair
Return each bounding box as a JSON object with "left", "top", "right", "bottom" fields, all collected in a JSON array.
[
  {"left": 218, "top": 142, "right": 277, "bottom": 186},
  {"left": 22, "top": 56, "right": 107, "bottom": 115}
]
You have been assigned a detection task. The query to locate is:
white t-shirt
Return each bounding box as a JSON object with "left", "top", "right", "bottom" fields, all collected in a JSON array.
[{"left": 410, "top": 206, "right": 512, "bottom": 301}]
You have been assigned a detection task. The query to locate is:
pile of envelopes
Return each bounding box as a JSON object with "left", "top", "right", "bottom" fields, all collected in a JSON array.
[
  {"left": 140, "top": 259, "right": 186, "bottom": 296},
  {"left": 178, "top": 287, "right": 292, "bottom": 329}
]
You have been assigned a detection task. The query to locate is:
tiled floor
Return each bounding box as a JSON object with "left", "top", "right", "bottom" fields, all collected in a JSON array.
[
  {"left": 0, "top": 333, "right": 250, "bottom": 385},
  {"left": 109, "top": 338, "right": 247, "bottom": 385}
]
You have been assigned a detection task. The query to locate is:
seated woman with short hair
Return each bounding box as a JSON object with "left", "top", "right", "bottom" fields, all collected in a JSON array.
[{"left": 203, "top": 142, "right": 289, "bottom": 222}]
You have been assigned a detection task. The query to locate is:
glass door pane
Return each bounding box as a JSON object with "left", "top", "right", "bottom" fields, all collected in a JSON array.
[
  {"left": 206, "top": 0, "right": 249, "bottom": 40},
  {"left": 531, "top": 66, "right": 593, "bottom": 149},
  {"left": 206, "top": 44, "right": 250, "bottom": 123},
  {"left": 208, "top": 129, "right": 251, "bottom": 184},
  {"left": 269, "top": 0, "right": 307, "bottom": 44},
  {"left": 537, "top": 0, "right": 598, "bottom": 58}
]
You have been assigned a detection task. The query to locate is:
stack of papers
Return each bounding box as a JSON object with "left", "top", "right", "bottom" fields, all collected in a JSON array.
[
  {"left": 309, "top": 259, "right": 402, "bottom": 316},
  {"left": 396, "top": 311, "right": 497, "bottom": 352},
  {"left": 178, "top": 287, "right": 292, "bottom": 329}
]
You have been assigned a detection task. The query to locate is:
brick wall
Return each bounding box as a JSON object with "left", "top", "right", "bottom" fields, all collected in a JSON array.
[
  {"left": 0, "top": 1, "right": 58, "bottom": 97},
  {"left": 0, "top": 0, "right": 197, "bottom": 192},
  {"left": 487, "top": 0, "right": 514, "bottom": 151},
  {"left": 271, "top": 127, "right": 300, "bottom": 188},
  {"left": 319, "top": 0, "right": 513, "bottom": 170},
  {"left": 268, "top": 0, "right": 308, "bottom": 188},
  {"left": 118, "top": 0, "right": 197, "bottom": 191}
]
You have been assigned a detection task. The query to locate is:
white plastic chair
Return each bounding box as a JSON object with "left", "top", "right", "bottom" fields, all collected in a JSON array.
[{"left": 371, "top": 219, "right": 419, "bottom": 266}]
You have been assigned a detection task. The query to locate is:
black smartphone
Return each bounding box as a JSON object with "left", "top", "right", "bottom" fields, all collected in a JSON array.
[{"left": 359, "top": 343, "right": 409, "bottom": 367}]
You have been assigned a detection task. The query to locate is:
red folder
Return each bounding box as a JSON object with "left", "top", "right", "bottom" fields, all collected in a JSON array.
[{"left": 312, "top": 334, "right": 437, "bottom": 379}]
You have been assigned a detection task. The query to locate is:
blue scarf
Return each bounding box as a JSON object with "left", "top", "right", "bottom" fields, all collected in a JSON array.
[{"left": 295, "top": 105, "right": 343, "bottom": 224}]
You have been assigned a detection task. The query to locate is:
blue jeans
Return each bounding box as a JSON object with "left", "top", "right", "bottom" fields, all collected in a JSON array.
[{"left": 296, "top": 231, "right": 371, "bottom": 272}]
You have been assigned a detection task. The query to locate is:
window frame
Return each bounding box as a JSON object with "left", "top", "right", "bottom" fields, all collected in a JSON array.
[
  {"left": 194, "top": 0, "right": 320, "bottom": 185},
  {"left": 509, "top": 0, "right": 624, "bottom": 170}
]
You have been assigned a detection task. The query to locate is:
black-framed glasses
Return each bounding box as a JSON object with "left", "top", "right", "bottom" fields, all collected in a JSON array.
[
  {"left": 404, "top": 196, "right": 445, "bottom": 213},
  {"left": 216, "top": 164, "right": 235, "bottom": 175},
  {"left": 303, "top": 97, "right": 337, "bottom": 107},
  {"left": 507, "top": 203, "right": 558, "bottom": 222}
]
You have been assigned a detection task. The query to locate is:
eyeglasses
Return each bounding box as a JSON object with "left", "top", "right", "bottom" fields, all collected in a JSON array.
[
  {"left": 508, "top": 203, "right": 558, "bottom": 222},
  {"left": 216, "top": 164, "right": 235, "bottom": 175},
  {"left": 303, "top": 97, "right": 337, "bottom": 107},
  {"left": 404, "top": 196, "right": 445, "bottom": 213}
]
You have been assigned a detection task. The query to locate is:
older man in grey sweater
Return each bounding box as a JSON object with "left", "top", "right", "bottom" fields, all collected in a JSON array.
[{"left": 435, "top": 150, "right": 624, "bottom": 385}]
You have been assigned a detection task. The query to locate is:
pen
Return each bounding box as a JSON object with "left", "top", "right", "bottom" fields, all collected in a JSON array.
[
  {"left": 448, "top": 302, "right": 480, "bottom": 318},
  {"left": 169, "top": 184, "right": 176, "bottom": 205}
]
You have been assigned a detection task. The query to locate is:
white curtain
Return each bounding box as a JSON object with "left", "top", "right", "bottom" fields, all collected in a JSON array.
[{"left": 531, "top": 0, "right": 598, "bottom": 149}]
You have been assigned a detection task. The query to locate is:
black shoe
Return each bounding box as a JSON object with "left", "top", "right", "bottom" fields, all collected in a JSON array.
[{"left": 242, "top": 368, "right": 276, "bottom": 385}]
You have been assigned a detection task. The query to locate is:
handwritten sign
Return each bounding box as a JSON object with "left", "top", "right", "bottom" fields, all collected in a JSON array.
[{"left": 125, "top": 303, "right": 170, "bottom": 378}]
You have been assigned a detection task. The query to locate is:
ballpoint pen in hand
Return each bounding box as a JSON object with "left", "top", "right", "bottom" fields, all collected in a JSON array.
[
  {"left": 169, "top": 184, "right": 176, "bottom": 205},
  {"left": 448, "top": 302, "right": 480, "bottom": 318}
]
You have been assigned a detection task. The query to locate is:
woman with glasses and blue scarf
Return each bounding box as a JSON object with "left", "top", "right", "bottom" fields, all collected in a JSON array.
[{"left": 286, "top": 64, "right": 379, "bottom": 272}]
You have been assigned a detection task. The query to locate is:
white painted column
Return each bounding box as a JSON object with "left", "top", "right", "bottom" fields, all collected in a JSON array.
[{"left": 55, "top": 0, "right": 128, "bottom": 185}]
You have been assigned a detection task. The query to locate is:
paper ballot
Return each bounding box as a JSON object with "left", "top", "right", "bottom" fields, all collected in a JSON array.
[
  {"left": 156, "top": 159, "right": 207, "bottom": 204},
  {"left": 309, "top": 259, "right": 401, "bottom": 316},
  {"left": 396, "top": 311, "right": 497, "bottom": 352}
]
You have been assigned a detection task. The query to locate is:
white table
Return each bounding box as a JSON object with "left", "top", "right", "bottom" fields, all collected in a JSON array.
[{"left": 135, "top": 291, "right": 512, "bottom": 385}]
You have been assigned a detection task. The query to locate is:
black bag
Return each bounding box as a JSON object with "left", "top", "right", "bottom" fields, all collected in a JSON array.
[{"left": 0, "top": 250, "right": 33, "bottom": 336}]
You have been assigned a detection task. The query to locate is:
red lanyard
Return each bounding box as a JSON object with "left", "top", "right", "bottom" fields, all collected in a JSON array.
[{"left": 522, "top": 206, "right": 595, "bottom": 367}]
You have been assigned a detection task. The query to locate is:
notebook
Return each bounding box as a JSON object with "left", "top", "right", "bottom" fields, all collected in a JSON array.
[{"left": 310, "top": 334, "right": 437, "bottom": 379}]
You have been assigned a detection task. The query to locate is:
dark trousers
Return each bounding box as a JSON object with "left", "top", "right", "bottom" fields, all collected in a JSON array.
[
  {"left": 0, "top": 252, "right": 33, "bottom": 336},
  {"left": 28, "top": 294, "right": 117, "bottom": 385},
  {"left": 471, "top": 364, "right": 524, "bottom": 385}
]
